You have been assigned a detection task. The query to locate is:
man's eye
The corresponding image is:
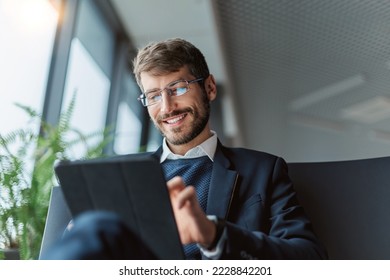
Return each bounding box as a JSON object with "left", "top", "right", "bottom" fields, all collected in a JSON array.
[
  {"left": 147, "top": 92, "right": 161, "bottom": 102},
  {"left": 168, "top": 86, "right": 187, "bottom": 96},
  {"left": 176, "top": 87, "right": 187, "bottom": 95}
]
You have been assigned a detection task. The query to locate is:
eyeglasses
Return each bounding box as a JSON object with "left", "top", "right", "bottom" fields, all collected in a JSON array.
[{"left": 138, "top": 77, "right": 204, "bottom": 107}]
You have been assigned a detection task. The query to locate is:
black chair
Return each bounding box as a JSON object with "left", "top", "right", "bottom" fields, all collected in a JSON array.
[{"left": 288, "top": 156, "right": 390, "bottom": 259}]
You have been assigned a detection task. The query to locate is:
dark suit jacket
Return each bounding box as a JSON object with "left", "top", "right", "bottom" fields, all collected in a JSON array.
[{"left": 153, "top": 141, "right": 327, "bottom": 260}]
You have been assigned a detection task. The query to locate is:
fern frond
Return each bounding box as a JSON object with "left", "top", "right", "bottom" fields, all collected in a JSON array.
[{"left": 0, "top": 97, "right": 111, "bottom": 259}]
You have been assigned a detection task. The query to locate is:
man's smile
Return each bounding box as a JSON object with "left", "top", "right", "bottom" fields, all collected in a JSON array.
[{"left": 163, "top": 113, "right": 187, "bottom": 126}]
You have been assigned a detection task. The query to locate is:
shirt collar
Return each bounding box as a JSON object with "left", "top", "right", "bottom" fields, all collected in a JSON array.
[{"left": 160, "top": 131, "right": 217, "bottom": 163}]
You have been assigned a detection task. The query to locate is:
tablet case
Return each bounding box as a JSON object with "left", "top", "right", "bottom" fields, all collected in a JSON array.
[{"left": 54, "top": 154, "right": 184, "bottom": 260}]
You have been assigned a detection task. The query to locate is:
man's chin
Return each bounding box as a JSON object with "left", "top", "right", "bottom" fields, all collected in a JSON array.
[
  {"left": 164, "top": 130, "right": 196, "bottom": 146},
  {"left": 165, "top": 136, "right": 189, "bottom": 146},
  {"left": 159, "top": 122, "right": 205, "bottom": 146}
]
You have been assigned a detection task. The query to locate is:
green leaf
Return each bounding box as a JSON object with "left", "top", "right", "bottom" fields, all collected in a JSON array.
[{"left": 0, "top": 96, "right": 111, "bottom": 259}]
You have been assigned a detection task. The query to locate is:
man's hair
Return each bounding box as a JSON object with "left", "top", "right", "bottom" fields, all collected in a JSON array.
[{"left": 133, "top": 38, "right": 210, "bottom": 91}]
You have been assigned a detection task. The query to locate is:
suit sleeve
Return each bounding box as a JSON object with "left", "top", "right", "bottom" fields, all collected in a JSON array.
[{"left": 217, "top": 157, "right": 328, "bottom": 260}]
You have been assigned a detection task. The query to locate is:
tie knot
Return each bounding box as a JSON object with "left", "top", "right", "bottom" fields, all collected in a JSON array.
[{"left": 161, "top": 156, "right": 212, "bottom": 185}]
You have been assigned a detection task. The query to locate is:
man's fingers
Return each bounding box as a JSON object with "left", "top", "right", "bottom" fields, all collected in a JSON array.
[
  {"left": 167, "top": 176, "right": 198, "bottom": 209},
  {"left": 175, "top": 186, "right": 196, "bottom": 209},
  {"left": 167, "top": 176, "right": 185, "bottom": 192}
]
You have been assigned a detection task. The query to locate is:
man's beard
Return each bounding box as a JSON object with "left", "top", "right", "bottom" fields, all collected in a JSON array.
[{"left": 153, "top": 95, "right": 210, "bottom": 146}]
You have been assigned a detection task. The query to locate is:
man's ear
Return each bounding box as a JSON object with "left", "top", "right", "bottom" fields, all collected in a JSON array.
[{"left": 205, "top": 74, "right": 217, "bottom": 101}]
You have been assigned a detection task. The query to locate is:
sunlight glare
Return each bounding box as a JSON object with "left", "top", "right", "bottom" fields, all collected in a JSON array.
[{"left": 2, "top": 0, "right": 58, "bottom": 33}]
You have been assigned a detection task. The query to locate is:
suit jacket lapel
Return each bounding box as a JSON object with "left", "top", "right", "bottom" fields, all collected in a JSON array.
[
  {"left": 206, "top": 143, "right": 239, "bottom": 219},
  {"left": 152, "top": 146, "right": 163, "bottom": 161},
  {"left": 153, "top": 143, "right": 239, "bottom": 219}
]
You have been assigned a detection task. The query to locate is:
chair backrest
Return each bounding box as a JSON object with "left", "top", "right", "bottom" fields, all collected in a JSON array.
[
  {"left": 288, "top": 156, "right": 390, "bottom": 259},
  {"left": 39, "top": 186, "right": 72, "bottom": 259}
]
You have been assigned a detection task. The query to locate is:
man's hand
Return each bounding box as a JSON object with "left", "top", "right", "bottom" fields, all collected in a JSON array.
[{"left": 167, "top": 176, "right": 216, "bottom": 247}]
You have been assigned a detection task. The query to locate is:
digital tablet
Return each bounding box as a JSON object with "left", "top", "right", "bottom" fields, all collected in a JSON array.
[{"left": 54, "top": 154, "right": 184, "bottom": 260}]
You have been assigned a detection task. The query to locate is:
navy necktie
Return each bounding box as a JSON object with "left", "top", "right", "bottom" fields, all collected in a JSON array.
[{"left": 161, "top": 156, "right": 213, "bottom": 259}]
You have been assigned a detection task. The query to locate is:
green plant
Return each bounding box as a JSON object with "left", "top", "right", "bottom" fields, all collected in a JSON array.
[{"left": 0, "top": 96, "right": 110, "bottom": 259}]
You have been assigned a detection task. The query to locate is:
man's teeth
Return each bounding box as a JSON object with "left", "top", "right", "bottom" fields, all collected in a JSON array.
[{"left": 166, "top": 115, "right": 185, "bottom": 124}]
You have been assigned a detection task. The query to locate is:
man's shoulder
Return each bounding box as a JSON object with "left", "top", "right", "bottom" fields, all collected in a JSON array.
[
  {"left": 217, "top": 145, "right": 289, "bottom": 177},
  {"left": 219, "top": 144, "right": 281, "bottom": 163}
]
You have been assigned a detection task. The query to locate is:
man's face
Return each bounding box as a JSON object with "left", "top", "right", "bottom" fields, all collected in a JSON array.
[{"left": 140, "top": 67, "right": 216, "bottom": 148}]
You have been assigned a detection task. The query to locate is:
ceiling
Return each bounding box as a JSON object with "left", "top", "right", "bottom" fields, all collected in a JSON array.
[{"left": 110, "top": 0, "right": 390, "bottom": 156}]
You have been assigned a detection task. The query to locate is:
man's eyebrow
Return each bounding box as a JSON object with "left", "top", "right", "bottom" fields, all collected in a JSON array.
[
  {"left": 144, "top": 78, "right": 187, "bottom": 93},
  {"left": 167, "top": 78, "right": 186, "bottom": 85},
  {"left": 144, "top": 87, "right": 161, "bottom": 94}
]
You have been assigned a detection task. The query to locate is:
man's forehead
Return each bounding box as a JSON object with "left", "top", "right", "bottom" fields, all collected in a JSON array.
[{"left": 140, "top": 67, "right": 191, "bottom": 89}]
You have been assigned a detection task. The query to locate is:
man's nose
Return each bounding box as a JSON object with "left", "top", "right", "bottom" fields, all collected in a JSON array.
[{"left": 160, "top": 90, "right": 175, "bottom": 113}]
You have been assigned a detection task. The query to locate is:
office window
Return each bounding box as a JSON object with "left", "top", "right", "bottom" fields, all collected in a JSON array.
[
  {"left": 43, "top": 0, "right": 150, "bottom": 156},
  {"left": 114, "top": 102, "right": 142, "bottom": 154},
  {"left": 0, "top": 0, "right": 58, "bottom": 251},
  {"left": 60, "top": 0, "right": 114, "bottom": 157},
  {"left": 113, "top": 69, "right": 143, "bottom": 154},
  {"left": 0, "top": 0, "right": 58, "bottom": 135},
  {"left": 61, "top": 38, "right": 110, "bottom": 156}
]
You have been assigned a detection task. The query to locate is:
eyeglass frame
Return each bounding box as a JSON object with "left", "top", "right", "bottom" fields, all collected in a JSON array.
[{"left": 137, "top": 77, "right": 205, "bottom": 107}]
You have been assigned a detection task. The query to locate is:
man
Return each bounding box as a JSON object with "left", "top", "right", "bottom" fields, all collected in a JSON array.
[{"left": 45, "top": 38, "right": 327, "bottom": 260}]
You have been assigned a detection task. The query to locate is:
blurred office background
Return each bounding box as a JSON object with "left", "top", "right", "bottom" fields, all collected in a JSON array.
[{"left": 2, "top": 0, "right": 390, "bottom": 163}]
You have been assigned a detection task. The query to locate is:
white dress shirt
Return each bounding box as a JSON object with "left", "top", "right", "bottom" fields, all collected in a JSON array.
[{"left": 160, "top": 131, "right": 217, "bottom": 163}]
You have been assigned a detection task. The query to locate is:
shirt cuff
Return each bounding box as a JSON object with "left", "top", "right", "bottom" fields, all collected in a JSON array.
[{"left": 198, "top": 215, "right": 227, "bottom": 259}]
